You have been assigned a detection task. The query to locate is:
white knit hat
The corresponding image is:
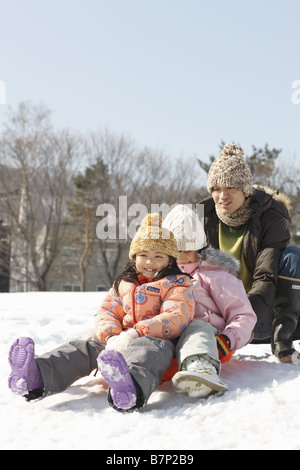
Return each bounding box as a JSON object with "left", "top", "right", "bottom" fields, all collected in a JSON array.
[{"left": 162, "top": 205, "right": 207, "bottom": 251}]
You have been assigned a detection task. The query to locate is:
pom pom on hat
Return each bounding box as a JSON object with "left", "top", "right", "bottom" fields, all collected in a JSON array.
[
  {"left": 207, "top": 143, "right": 253, "bottom": 195},
  {"left": 129, "top": 213, "right": 178, "bottom": 259},
  {"left": 143, "top": 213, "right": 161, "bottom": 229},
  {"left": 220, "top": 143, "right": 245, "bottom": 158},
  {"left": 163, "top": 204, "right": 207, "bottom": 251}
]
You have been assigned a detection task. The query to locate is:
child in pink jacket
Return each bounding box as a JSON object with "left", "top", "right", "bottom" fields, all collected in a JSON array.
[{"left": 163, "top": 205, "right": 257, "bottom": 398}]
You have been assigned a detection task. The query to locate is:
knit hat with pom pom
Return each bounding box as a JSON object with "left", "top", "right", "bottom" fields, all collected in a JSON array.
[
  {"left": 207, "top": 143, "right": 253, "bottom": 195},
  {"left": 129, "top": 213, "right": 178, "bottom": 259}
]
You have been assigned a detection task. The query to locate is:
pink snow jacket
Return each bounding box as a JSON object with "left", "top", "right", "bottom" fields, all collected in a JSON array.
[
  {"left": 94, "top": 274, "right": 195, "bottom": 344},
  {"left": 178, "top": 247, "right": 257, "bottom": 351}
]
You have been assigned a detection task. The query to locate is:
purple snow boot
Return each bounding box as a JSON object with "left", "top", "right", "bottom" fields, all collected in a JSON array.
[
  {"left": 8, "top": 337, "right": 44, "bottom": 396},
  {"left": 97, "top": 349, "right": 137, "bottom": 410}
]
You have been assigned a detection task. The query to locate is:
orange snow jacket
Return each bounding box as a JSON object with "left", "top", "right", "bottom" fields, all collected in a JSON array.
[{"left": 94, "top": 274, "right": 195, "bottom": 344}]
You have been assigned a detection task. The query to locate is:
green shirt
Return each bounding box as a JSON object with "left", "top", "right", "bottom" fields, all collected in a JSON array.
[{"left": 219, "top": 221, "right": 253, "bottom": 292}]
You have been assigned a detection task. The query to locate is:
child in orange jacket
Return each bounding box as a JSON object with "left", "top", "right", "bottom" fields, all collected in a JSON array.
[
  {"left": 95, "top": 213, "right": 195, "bottom": 411},
  {"left": 8, "top": 214, "right": 195, "bottom": 412}
]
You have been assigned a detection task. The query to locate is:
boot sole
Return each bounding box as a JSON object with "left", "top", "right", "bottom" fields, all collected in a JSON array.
[
  {"left": 8, "top": 337, "right": 43, "bottom": 395},
  {"left": 172, "top": 370, "right": 228, "bottom": 397},
  {"left": 97, "top": 349, "right": 136, "bottom": 410}
]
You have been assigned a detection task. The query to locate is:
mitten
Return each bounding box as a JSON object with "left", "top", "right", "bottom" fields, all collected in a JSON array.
[
  {"left": 216, "top": 334, "right": 231, "bottom": 361},
  {"left": 106, "top": 329, "right": 140, "bottom": 355}
]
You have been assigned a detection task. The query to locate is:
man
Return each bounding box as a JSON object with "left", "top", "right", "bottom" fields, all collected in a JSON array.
[{"left": 199, "top": 143, "right": 300, "bottom": 363}]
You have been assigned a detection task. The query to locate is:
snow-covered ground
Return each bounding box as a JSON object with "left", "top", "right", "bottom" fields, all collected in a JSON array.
[{"left": 1, "top": 291, "right": 300, "bottom": 450}]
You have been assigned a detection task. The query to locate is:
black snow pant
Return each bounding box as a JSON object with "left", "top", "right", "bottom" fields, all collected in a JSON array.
[
  {"left": 111, "top": 336, "right": 175, "bottom": 411},
  {"left": 272, "top": 276, "right": 300, "bottom": 358},
  {"left": 36, "top": 330, "right": 105, "bottom": 396},
  {"left": 35, "top": 332, "right": 175, "bottom": 409}
]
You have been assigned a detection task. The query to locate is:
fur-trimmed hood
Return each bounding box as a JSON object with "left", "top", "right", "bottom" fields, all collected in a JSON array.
[
  {"left": 197, "top": 246, "right": 240, "bottom": 278},
  {"left": 253, "top": 185, "right": 292, "bottom": 213},
  {"left": 250, "top": 185, "right": 291, "bottom": 224}
]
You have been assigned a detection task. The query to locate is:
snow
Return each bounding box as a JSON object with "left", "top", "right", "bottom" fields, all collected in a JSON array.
[{"left": 1, "top": 291, "right": 300, "bottom": 450}]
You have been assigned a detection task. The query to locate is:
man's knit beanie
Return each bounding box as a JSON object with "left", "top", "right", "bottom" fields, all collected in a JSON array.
[
  {"left": 207, "top": 143, "right": 253, "bottom": 195},
  {"left": 163, "top": 204, "right": 207, "bottom": 251},
  {"left": 129, "top": 213, "right": 178, "bottom": 259}
]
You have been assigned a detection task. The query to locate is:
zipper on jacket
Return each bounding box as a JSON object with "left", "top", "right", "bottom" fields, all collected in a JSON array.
[{"left": 131, "top": 285, "right": 137, "bottom": 324}]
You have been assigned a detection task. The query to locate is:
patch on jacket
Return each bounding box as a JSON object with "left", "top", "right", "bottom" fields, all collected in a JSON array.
[
  {"left": 147, "top": 285, "right": 160, "bottom": 293},
  {"left": 167, "top": 275, "right": 185, "bottom": 284}
]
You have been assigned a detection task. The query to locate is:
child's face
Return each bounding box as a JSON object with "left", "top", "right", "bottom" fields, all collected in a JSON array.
[
  {"left": 135, "top": 250, "right": 170, "bottom": 277},
  {"left": 177, "top": 250, "right": 198, "bottom": 264}
]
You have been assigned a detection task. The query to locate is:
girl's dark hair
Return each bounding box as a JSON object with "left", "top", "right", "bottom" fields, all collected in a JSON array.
[{"left": 113, "top": 256, "right": 191, "bottom": 295}]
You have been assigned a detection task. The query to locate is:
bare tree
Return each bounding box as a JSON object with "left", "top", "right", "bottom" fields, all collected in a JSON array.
[
  {"left": 0, "top": 101, "right": 78, "bottom": 291},
  {"left": 66, "top": 157, "right": 110, "bottom": 290},
  {"left": 64, "top": 130, "right": 137, "bottom": 288},
  {"left": 63, "top": 130, "right": 203, "bottom": 289}
]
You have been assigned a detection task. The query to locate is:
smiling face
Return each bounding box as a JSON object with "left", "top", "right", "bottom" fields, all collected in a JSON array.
[
  {"left": 211, "top": 186, "right": 249, "bottom": 215},
  {"left": 135, "top": 250, "right": 170, "bottom": 277}
]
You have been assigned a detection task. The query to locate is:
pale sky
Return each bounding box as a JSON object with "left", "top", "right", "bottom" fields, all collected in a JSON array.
[{"left": 0, "top": 0, "right": 300, "bottom": 166}]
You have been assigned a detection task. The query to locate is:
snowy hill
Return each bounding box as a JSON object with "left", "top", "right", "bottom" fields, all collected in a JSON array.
[{"left": 1, "top": 292, "right": 300, "bottom": 450}]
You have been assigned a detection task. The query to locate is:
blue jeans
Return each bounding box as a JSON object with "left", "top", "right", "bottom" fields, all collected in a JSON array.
[
  {"left": 254, "top": 246, "right": 300, "bottom": 340},
  {"left": 279, "top": 246, "right": 300, "bottom": 278}
]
